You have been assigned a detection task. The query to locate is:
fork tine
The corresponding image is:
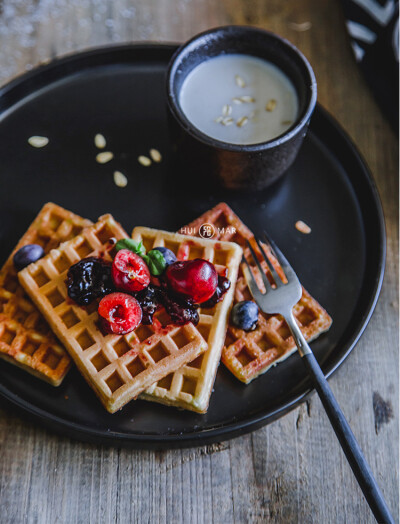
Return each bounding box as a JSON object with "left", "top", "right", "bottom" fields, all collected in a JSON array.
[
  {"left": 263, "top": 231, "right": 298, "bottom": 283},
  {"left": 254, "top": 236, "right": 283, "bottom": 287},
  {"left": 246, "top": 240, "right": 272, "bottom": 291},
  {"left": 242, "top": 255, "right": 265, "bottom": 301}
]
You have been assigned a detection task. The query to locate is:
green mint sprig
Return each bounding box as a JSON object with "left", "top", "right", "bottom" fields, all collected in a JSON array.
[
  {"left": 115, "top": 238, "right": 146, "bottom": 256},
  {"left": 142, "top": 249, "right": 166, "bottom": 276}
]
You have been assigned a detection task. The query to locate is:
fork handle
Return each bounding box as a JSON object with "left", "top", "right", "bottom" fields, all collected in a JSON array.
[{"left": 286, "top": 316, "right": 394, "bottom": 524}]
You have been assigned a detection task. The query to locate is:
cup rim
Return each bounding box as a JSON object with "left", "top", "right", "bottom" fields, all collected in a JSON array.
[{"left": 166, "top": 25, "right": 317, "bottom": 152}]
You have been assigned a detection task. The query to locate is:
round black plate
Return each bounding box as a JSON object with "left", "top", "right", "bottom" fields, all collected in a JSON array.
[{"left": 0, "top": 45, "right": 385, "bottom": 448}]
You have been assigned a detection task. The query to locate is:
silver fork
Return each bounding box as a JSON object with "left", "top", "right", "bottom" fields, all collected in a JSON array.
[{"left": 243, "top": 233, "right": 394, "bottom": 524}]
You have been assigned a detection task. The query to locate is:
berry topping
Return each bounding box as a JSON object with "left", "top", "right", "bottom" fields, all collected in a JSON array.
[
  {"left": 165, "top": 258, "right": 218, "bottom": 304},
  {"left": 112, "top": 249, "right": 150, "bottom": 293},
  {"left": 152, "top": 247, "right": 177, "bottom": 267},
  {"left": 231, "top": 301, "right": 259, "bottom": 331},
  {"left": 98, "top": 292, "right": 142, "bottom": 334},
  {"left": 158, "top": 287, "right": 199, "bottom": 326},
  {"left": 134, "top": 284, "right": 160, "bottom": 325},
  {"left": 200, "top": 275, "right": 231, "bottom": 308},
  {"left": 13, "top": 244, "right": 45, "bottom": 271},
  {"left": 67, "top": 257, "right": 114, "bottom": 306}
]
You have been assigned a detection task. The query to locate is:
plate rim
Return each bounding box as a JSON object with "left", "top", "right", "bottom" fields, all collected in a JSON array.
[{"left": 0, "top": 43, "right": 386, "bottom": 448}]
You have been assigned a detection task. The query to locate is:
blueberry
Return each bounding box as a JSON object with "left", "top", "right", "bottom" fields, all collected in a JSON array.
[
  {"left": 13, "top": 244, "right": 45, "bottom": 271},
  {"left": 231, "top": 301, "right": 259, "bottom": 331},
  {"left": 153, "top": 247, "right": 177, "bottom": 267}
]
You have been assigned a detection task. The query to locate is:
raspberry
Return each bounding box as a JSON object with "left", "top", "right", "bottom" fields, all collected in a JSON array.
[
  {"left": 98, "top": 292, "right": 142, "bottom": 334},
  {"left": 112, "top": 249, "right": 150, "bottom": 293}
]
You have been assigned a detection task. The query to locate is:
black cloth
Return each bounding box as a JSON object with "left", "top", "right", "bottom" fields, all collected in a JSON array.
[{"left": 341, "top": 0, "right": 399, "bottom": 132}]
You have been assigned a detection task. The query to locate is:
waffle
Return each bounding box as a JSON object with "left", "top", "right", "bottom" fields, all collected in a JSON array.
[
  {"left": 136, "top": 227, "right": 242, "bottom": 413},
  {"left": 18, "top": 216, "right": 209, "bottom": 413},
  {"left": 0, "top": 203, "right": 91, "bottom": 386},
  {"left": 181, "top": 202, "right": 332, "bottom": 384}
]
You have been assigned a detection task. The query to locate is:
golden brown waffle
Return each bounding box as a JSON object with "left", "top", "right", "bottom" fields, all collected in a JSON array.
[
  {"left": 0, "top": 203, "right": 91, "bottom": 386},
  {"left": 18, "top": 216, "right": 209, "bottom": 413},
  {"left": 135, "top": 227, "right": 242, "bottom": 413},
  {"left": 182, "top": 202, "right": 332, "bottom": 384}
]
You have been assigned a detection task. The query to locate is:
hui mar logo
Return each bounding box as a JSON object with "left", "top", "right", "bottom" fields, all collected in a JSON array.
[{"left": 179, "top": 224, "right": 237, "bottom": 239}]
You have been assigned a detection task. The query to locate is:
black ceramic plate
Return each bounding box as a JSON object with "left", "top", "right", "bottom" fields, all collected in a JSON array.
[{"left": 0, "top": 45, "right": 385, "bottom": 448}]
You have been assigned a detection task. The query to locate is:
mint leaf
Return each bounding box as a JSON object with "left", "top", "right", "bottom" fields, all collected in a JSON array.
[
  {"left": 142, "top": 249, "right": 166, "bottom": 276},
  {"left": 115, "top": 238, "right": 146, "bottom": 256}
]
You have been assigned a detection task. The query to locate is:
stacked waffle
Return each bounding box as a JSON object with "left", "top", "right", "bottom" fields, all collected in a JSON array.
[
  {"left": 2, "top": 202, "right": 331, "bottom": 414},
  {"left": 18, "top": 215, "right": 241, "bottom": 412}
]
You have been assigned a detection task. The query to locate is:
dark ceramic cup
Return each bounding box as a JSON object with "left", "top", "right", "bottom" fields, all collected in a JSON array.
[{"left": 166, "top": 25, "right": 317, "bottom": 190}]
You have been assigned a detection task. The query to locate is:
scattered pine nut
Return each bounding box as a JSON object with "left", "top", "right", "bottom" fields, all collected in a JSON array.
[
  {"left": 232, "top": 97, "right": 243, "bottom": 105},
  {"left": 222, "top": 117, "right": 234, "bottom": 126},
  {"left": 28, "top": 136, "right": 49, "bottom": 148},
  {"left": 96, "top": 151, "right": 114, "bottom": 164},
  {"left": 149, "top": 149, "right": 162, "bottom": 163},
  {"left": 281, "top": 120, "right": 293, "bottom": 126},
  {"left": 215, "top": 116, "right": 224, "bottom": 123},
  {"left": 295, "top": 220, "right": 312, "bottom": 234},
  {"left": 138, "top": 155, "right": 151, "bottom": 167},
  {"left": 235, "top": 75, "right": 246, "bottom": 88},
  {"left": 236, "top": 116, "right": 249, "bottom": 128},
  {"left": 265, "top": 99, "right": 277, "bottom": 112},
  {"left": 94, "top": 133, "right": 106, "bottom": 149},
  {"left": 240, "top": 95, "right": 255, "bottom": 103},
  {"left": 222, "top": 104, "right": 232, "bottom": 116},
  {"left": 113, "top": 171, "right": 128, "bottom": 187}
]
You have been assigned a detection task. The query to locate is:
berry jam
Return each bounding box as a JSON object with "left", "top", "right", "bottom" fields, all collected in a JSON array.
[
  {"left": 66, "top": 257, "right": 114, "bottom": 306},
  {"left": 134, "top": 285, "right": 160, "bottom": 325},
  {"left": 134, "top": 284, "right": 199, "bottom": 326},
  {"left": 158, "top": 287, "right": 199, "bottom": 326},
  {"left": 200, "top": 275, "right": 231, "bottom": 308}
]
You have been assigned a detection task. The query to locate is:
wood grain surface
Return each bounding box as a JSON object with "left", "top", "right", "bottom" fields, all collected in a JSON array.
[{"left": 0, "top": 1, "right": 398, "bottom": 523}]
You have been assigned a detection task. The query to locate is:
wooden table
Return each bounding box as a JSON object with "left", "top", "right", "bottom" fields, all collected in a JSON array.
[{"left": 0, "top": 1, "right": 398, "bottom": 522}]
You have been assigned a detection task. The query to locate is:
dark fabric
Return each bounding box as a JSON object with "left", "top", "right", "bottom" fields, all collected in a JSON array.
[{"left": 341, "top": 0, "right": 399, "bottom": 132}]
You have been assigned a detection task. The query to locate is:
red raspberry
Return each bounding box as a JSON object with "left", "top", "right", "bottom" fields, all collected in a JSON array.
[
  {"left": 112, "top": 249, "right": 150, "bottom": 293},
  {"left": 98, "top": 292, "right": 142, "bottom": 334}
]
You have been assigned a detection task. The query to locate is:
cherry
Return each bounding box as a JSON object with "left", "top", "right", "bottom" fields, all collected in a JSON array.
[
  {"left": 112, "top": 249, "right": 150, "bottom": 293},
  {"left": 98, "top": 292, "right": 142, "bottom": 334},
  {"left": 165, "top": 258, "right": 218, "bottom": 304}
]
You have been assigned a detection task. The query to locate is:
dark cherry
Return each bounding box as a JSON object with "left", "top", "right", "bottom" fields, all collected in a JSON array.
[
  {"left": 67, "top": 257, "right": 114, "bottom": 306},
  {"left": 165, "top": 258, "right": 218, "bottom": 304}
]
